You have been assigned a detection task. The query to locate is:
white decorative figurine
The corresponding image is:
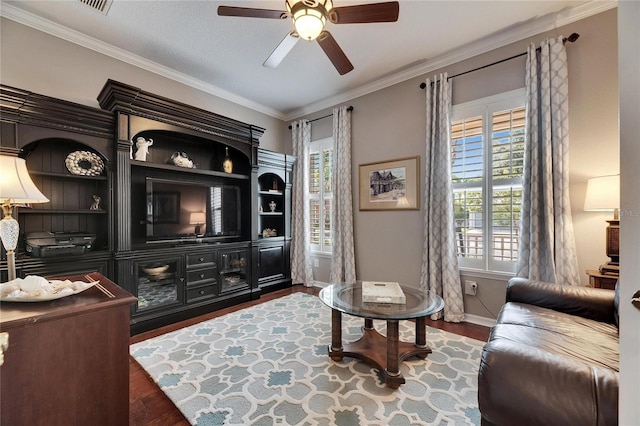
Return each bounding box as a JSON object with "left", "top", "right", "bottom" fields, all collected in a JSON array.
[
  {"left": 269, "top": 201, "right": 277, "bottom": 212},
  {"left": 170, "top": 152, "right": 195, "bottom": 168},
  {"left": 134, "top": 137, "right": 153, "bottom": 161}
]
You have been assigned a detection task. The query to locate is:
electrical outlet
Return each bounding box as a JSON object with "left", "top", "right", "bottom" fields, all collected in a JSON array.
[
  {"left": 314, "top": 258, "right": 319, "bottom": 267},
  {"left": 465, "top": 280, "right": 478, "bottom": 296}
]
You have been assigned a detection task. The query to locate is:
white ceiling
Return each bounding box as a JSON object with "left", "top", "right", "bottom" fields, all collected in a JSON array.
[{"left": 1, "top": 0, "right": 614, "bottom": 120}]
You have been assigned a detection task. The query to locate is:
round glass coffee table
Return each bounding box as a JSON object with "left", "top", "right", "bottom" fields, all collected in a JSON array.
[{"left": 319, "top": 281, "right": 445, "bottom": 388}]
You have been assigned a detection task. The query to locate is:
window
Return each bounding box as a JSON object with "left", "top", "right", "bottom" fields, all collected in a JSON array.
[
  {"left": 308, "top": 137, "right": 333, "bottom": 253},
  {"left": 451, "top": 89, "right": 525, "bottom": 273}
]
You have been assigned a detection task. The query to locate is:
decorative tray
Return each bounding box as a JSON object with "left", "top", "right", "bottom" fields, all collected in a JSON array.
[{"left": 0, "top": 275, "right": 96, "bottom": 302}]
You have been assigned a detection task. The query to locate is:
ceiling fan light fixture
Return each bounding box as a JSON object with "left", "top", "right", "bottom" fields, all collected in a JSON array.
[{"left": 286, "top": 0, "right": 333, "bottom": 41}]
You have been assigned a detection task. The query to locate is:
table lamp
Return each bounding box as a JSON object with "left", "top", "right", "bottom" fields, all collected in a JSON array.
[
  {"left": 190, "top": 212, "right": 206, "bottom": 236},
  {"left": 584, "top": 174, "right": 620, "bottom": 270},
  {"left": 0, "top": 152, "right": 49, "bottom": 281}
]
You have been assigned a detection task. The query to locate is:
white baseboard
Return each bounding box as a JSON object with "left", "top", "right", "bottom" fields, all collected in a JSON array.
[{"left": 464, "top": 313, "right": 496, "bottom": 328}]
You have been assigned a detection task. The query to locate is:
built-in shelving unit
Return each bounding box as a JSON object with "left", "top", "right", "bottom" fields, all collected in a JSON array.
[
  {"left": 0, "top": 82, "right": 295, "bottom": 334},
  {"left": 0, "top": 84, "right": 115, "bottom": 282},
  {"left": 254, "top": 149, "right": 295, "bottom": 293},
  {"left": 98, "top": 79, "right": 265, "bottom": 333}
]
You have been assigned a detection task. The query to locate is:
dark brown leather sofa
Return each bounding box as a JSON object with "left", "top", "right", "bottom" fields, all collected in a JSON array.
[{"left": 478, "top": 277, "right": 619, "bottom": 426}]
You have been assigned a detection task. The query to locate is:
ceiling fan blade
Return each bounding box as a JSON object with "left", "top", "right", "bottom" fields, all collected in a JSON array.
[
  {"left": 263, "top": 32, "right": 300, "bottom": 68},
  {"left": 317, "top": 31, "right": 354, "bottom": 75},
  {"left": 329, "top": 1, "right": 399, "bottom": 24},
  {"left": 217, "top": 6, "right": 287, "bottom": 20}
]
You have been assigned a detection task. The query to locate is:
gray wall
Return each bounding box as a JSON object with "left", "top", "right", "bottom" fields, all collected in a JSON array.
[
  {"left": 295, "top": 9, "right": 619, "bottom": 320},
  {"left": 0, "top": 18, "right": 287, "bottom": 152}
]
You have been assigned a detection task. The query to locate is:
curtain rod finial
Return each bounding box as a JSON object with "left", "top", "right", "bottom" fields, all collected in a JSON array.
[{"left": 567, "top": 33, "right": 580, "bottom": 42}]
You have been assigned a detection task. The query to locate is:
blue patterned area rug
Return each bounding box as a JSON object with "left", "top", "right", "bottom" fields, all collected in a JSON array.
[{"left": 131, "top": 293, "right": 483, "bottom": 425}]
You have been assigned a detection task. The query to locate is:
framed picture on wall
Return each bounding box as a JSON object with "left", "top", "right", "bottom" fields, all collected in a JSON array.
[{"left": 359, "top": 156, "right": 419, "bottom": 211}]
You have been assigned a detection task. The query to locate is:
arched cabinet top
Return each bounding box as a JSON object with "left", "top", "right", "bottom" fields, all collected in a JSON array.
[
  {"left": 97, "top": 79, "right": 265, "bottom": 158},
  {"left": 0, "top": 84, "right": 114, "bottom": 158}
]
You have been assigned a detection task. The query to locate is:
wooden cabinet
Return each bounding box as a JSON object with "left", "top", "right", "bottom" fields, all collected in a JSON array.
[
  {"left": 122, "top": 244, "right": 252, "bottom": 333},
  {"left": 220, "top": 247, "right": 250, "bottom": 293},
  {"left": 586, "top": 269, "right": 618, "bottom": 290},
  {"left": 255, "top": 149, "right": 295, "bottom": 293},
  {"left": 0, "top": 84, "right": 114, "bottom": 282},
  {"left": 133, "top": 253, "right": 185, "bottom": 313},
  {"left": 0, "top": 273, "right": 136, "bottom": 426},
  {"left": 186, "top": 251, "right": 218, "bottom": 302},
  {"left": 98, "top": 80, "right": 265, "bottom": 333},
  {"left": 2, "top": 82, "right": 295, "bottom": 335}
]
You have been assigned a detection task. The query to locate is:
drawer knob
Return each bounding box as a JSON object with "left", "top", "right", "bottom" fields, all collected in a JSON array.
[
  {"left": 199, "top": 289, "right": 205, "bottom": 295},
  {"left": 199, "top": 273, "right": 205, "bottom": 278},
  {"left": 199, "top": 257, "right": 205, "bottom": 262}
]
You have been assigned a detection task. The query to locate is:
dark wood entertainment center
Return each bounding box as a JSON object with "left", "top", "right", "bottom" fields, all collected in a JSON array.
[{"left": 0, "top": 81, "right": 294, "bottom": 333}]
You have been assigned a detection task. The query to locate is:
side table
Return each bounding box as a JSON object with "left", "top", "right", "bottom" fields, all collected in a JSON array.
[{"left": 586, "top": 269, "right": 618, "bottom": 290}]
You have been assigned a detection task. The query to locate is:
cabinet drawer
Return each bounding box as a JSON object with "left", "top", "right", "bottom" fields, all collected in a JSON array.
[
  {"left": 187, "top": 284, "right": 216, "bottom": 301},
  {"left": 186, "top": 252, "right": 216, "bottom": 268},
  {"left": 187, "top": 268, "right": 217, "bottom": 284}
]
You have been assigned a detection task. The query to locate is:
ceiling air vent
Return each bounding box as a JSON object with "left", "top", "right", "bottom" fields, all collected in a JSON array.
[{"left": 77, "top": 0, "right": 113, "bottom": 15}]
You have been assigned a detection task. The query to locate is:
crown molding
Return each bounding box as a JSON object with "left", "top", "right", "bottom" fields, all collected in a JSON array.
[
  {"left": 283, "top": 0, "right": 617, "bottom": 121},
  {"left": 0, "top": 3, "right": 287, "bottom": 121}
]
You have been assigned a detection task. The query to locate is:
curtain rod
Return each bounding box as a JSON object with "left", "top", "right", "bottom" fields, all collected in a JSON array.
[
  {"left": 419, "top": 33, "right": 580, "bottom": 89},
  {"left": 288, "top": 106, "right": 353, "bottom": 129}
]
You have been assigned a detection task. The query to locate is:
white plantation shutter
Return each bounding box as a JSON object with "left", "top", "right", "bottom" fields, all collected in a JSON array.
[
  {"left": 309, "top": 151, "right": 321, "bottom": 246},
  {"left": 451, "top": 89, "right": 525, "bottom": 272},
  {"left": 452, "top": 115, "right": 484, "bottom": 266},
  {"left": 308, "top": 138, "right": 333, "bottom": 253},
  {"left": 490, "top": 107, "right": 524, "bottom": 265}
]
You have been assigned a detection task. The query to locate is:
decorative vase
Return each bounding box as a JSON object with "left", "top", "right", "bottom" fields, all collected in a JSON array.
[{"left": 223, "top": 147, "right": 233, "bottom": 173}]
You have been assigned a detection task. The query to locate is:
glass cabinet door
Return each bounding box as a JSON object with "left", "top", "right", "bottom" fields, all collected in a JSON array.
[
  {"left": 134, "top": 256, "right": 183, "bottom": 312},
  {"left": 220, "top": 249, "right": 249, "bottom": 293}
]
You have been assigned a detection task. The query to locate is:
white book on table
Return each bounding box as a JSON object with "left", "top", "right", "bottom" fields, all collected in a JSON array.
[{"left": 361, "top": 281, "right": 406, "bottom": 304}]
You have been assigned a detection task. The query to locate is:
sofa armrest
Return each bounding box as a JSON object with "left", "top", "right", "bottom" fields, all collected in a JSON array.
[{"left": 506, "top": 277, "right": 616, "bottom": 323}]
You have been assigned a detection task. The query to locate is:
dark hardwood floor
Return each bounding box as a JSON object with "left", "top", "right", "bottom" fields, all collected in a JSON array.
[{"left": 129, "top": 285, "right": 491, "bottom": 426}]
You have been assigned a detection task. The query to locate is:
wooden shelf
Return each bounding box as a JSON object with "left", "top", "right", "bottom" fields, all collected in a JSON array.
[
  {"left": 258, "top": 190, "right": 283, "bottom": 196},
  {"left": 259, "top": 212, "right": 283, "bottom": 216},
  {"left": 30, "top": 171, "right": 107, "bottom": 181},
  {"left": 131, "top": 160, "right": 249, "bottom": 180},
  {"left": 18, "top": 209, "right": 107, "bottom": 214}
]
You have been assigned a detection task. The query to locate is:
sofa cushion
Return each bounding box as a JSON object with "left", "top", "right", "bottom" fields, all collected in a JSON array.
[
  {"left": 479, "top": 302, "right": 619, "bottom": 426},
  {"left": 494, "top": 302, "right": 619, "bottom": 371}
]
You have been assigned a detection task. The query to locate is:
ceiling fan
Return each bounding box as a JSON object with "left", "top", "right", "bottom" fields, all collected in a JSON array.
[{"left": 217, "top": 0, "right": 400, "bottom": 75}]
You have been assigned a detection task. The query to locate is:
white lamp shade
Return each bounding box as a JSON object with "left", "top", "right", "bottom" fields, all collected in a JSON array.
[
  {"left": 0, "top": 155, "right": 49, "bottom": 204},
  {"left": 287, "top": 0, "right": 332, "bottom": 41},
  {"left": 293, "top": 13, "right": 325, "bottom": 40},
  {"left": 584, "top": 174, "right": 620, "bottom": 211},
  {"left": 190, "top": 212, "right": 206, "bottom": 224}
]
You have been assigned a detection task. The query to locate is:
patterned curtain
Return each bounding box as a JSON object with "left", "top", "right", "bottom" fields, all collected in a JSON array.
[
  {"left": 330, "top": 106, "right": 356, "bottom": 283},
  {"left": 290, "top": 120, "right": 314, "bottom": 286},
  {"left": 420, "top": 74, "right": 465, "bottom": 322},
  {"left": 516, "top": 37, "right": 580, "bottom": 285}
]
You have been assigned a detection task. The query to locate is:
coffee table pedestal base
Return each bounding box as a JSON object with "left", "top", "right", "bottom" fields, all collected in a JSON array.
[{"left": 328, "top": 316, "right": 432, "bottom": 389}]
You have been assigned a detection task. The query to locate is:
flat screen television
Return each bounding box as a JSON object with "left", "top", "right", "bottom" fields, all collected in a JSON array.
[{"left": 145, "top": 178, "right": 241, "bottom": 242}]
